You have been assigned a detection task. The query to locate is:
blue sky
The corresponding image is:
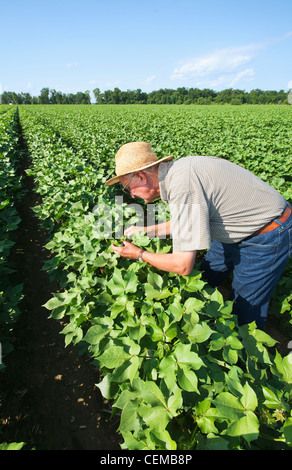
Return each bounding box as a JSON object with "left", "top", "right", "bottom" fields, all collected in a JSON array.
[{"left": 1, "top": 0, "right": 291, "bottom": 99}]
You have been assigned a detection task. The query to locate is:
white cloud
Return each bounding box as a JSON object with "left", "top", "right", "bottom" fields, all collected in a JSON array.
[
  {"left": 104, "top": 79, "right": 121, "bottom": 88},
  {"left": 141, "top": 75, "right": 157, "bottom": 89},
  {"left": 229, "top": 68, "right": 255, "bottom": 87},
  {"left": 144, "top": 75, "right": 156, "bottom": 84},
  {"left": 171, "top": 44, "right": 261, "bottom": 81},
  {"left": 283, "top": 31, "right": 292, "bottom": 39},
  {"left": 171, "top": 31, "right": 292, "bottom": 89},
  {"left": 66, "top": 62, "right": 79, "bottom": 68},
  {"left": 288, "top": 80, "right": 292, "bottom": 90}
]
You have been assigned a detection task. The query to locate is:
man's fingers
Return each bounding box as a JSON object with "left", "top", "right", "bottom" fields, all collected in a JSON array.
[
  {"left": 124, "top": 226, "right": 145, "bottom": 237},
  {"left": 111, "top": 241, "right": 140, "bottom": 260},
  {"left": 111, "top": 243, "right": 123, "bottom": 254}
]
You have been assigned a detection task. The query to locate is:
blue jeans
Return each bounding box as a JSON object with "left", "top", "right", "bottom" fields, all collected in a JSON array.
[{"left": 200, "top": 205, "right": 292, "bottom": 329}]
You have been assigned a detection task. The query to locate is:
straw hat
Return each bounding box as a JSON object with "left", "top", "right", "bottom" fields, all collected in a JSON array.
[{"left": 105, "top": 142, "right": 174, "bottom": 186}]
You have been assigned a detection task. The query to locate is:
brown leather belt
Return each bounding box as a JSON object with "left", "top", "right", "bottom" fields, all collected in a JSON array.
[{"left": 249, "top": 205, "right": 292, "bottom": 239}]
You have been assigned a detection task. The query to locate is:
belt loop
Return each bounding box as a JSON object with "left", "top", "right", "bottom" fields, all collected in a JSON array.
[
  {"left": 274, "top": 218, "right": 284, "bottom": 226},
  {"left": 275, "top": 203, "right": 290, "bottom": 226}
]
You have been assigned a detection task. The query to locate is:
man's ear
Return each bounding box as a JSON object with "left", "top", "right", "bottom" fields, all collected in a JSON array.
[{"left": 135, "top": 171, "right": 148, "bottom": 183}]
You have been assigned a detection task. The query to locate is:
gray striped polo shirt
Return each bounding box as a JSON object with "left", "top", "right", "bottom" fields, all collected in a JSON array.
[{"left": 158, "top": 156, "right": 286, "bottom": 252}]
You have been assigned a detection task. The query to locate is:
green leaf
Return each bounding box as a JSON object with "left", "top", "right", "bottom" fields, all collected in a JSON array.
[
  {"left": 0, "top": 199, "right": 9, "bottom": 210},
  {"left": 150, "top": 430, "right": 177, "bottom": 450},
  {"left": 226, "top": 335, "right": 243, "bottom": 349},
  {"left": 111, "top": 356, "right": 140, "bottom": 384},
  {"left": 60, "top": 323, "right": 83, "bottom": 346},
  {"left": 98, "top": 346, "right": 131, "bottom": 369},
  {"left": 120, "top": 432, "right": 149, "bottom": 450},
  {"left": 187, "top": 321, "right": 214, "bottom": 343},
  {"left": 107, "top": 268, "right": 138, "bottom": 295},
  {"left": 262, "top": 386, "right": 284, "bottom": 409},
  {"left": 283, "top": 417, "right": 292, "bottom": 444},
  {"left": 253, "top": 328, "right": 278, "bottom": 347},
  {"left": 43, "top": 291, "right": 76, "bottom": 310},
  {"left": 124, "top": 269, "right": 139, "bottom": 294},
  {"left": 222, "top": 412, "right": 259, "bottom": 445},
  {"left": 173, "top": 343, "right": 204, "bottom": 370},
  {"left": 209, "top": 334, "right": 225, "bottom": 352},
  {"left": 113, "top": 390, "right": 138, "bottom": 410},
  {"left": 141, "top": 381, "right": 167, "bottom": 408},
  {"left": 147, "top": 271, "right": 163, "bottom": 290},
  {"left": 177, "top": 365, "right": 199, "bottom": 392},
  {"left": 240, "top": 382, "right": 258, "bottom": 412},
  {"left": 271, "top": 350, "right": 292, "bottom": 383},
  {"left": 184, "top": 296, "right": 205, "bottom": 314},
  {"left": 195, "top": 400, "right": 220, "bottom": 434},
  {"left": 197, "top": 433, "right": 230, "bottom": 450},
  {"left": 95, "top": 375, "right": 119, "bottom": 400},
  {"left": 63, "top": 253, "right": 84, "bottom": 267},
  {"left": 158, "top": 356, "right": 177, "bottom": 390},
  {"left": 119, "top": 399, "right": 142, "bottom": 433},
  {"left": 214, "top": 385, "right": 259, "bottom": 445},
  {"left": 167, "top": 299, "right": 184, "bottom": 322},
  {"left": 167, "top": 385, "right": 183, "bottom": 417},
  {"left": 110, "top": 296, "right": 128, "bottom": 318},
  {"left": 83, "top": 321, "right": 112, "bottom": 351},
  {"left": 144, "top": 271, "right": 170, "bottom": 300},
  {"left": 138, "top": 404, "right": 169, "bottom": 432},
  {"left": 214, "top": 392, "right": 245, "bottom": 420},
  {"left": 223, "top": 345, "right": 238, "bottom": 364},
  {"left": 181, "top": 271, "right": 206, "bottom": 292},
  {"left": 0, "top": 442, "right": 26, "bottom": 450}
]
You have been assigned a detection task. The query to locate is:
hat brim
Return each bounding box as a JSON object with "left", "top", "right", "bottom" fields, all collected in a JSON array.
[{"left": 104, "top": 155, "right": 174, "bottom": 186}]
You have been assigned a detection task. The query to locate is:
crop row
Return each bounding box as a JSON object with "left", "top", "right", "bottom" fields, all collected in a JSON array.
[
  {"left": 0, "top": 108, "right": 25, "bottom": 449},
  {"left": 0, "top": 107, "right": 23, "bottom": 370},
  {"left": 20, "top": 104, "right": 292, "bottom": 201},
  {"left": 17, "top": 105, "right": 292, "bottom": 450}
]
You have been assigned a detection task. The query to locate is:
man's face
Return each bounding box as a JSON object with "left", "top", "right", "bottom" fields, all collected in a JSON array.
[{"left": 120, "top": 170, "right": 160, "bottom": 203}]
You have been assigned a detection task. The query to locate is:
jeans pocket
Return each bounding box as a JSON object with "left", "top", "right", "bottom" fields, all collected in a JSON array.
[
  {"left": 241, "top": 241, "right": 277, "bottom": 248},
  {"left": 241, "top": 227, "right": 279, "bottom": 249},
  {"left": 240, "top": 232, "right": 279, "bottom": 269}
]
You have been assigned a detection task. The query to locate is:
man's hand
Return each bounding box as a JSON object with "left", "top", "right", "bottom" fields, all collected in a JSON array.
[
  {"left": 111, "top": 240, "right": 196, "bottom": 275},
  {"left": 111, "top": 240, "right": 142, "bottom": 259}
]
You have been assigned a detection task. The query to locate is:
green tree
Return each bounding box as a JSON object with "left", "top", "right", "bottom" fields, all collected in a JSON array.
[
  {"left": 93, "top": 87, "right": 101, "bottom": 104},
  {"left": 50, "top": 89, "right": 58, "bottom": 104},
  {"left": 39, "top": 87, "right": 50, "bottom": 104}
]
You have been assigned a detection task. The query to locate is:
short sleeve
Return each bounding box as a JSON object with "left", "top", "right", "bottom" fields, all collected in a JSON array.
[{"left": 169, "top": 192, "right": 211, "bottom": 251}]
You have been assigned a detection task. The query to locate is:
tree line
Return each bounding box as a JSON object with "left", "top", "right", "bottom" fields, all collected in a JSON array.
[
  {"left": 1, "top": 86, "right": 289, "bottom": 105},
  {"left": 1, "top": 87, "right": 91, "bottom": 105},
  {"left": 93, "top": 87, "right": 289, "bottom": 105}
]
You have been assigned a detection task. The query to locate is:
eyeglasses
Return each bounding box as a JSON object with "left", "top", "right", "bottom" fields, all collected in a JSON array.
[{"left": 121, "top": 173, "right": 135, "bottom": 194}]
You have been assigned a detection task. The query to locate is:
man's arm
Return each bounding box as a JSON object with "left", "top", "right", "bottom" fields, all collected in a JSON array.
[
  {"left": 124, "top": 220, "right": 172, "bottom": 238},
  {"left": 141, "top": 249, "right": 196, "bottom": 276},
  {"left": 111, "top": 240, "right": 196, "bottom": 276}
]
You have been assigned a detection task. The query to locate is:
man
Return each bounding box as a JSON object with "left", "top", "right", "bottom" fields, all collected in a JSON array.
[{"left": 105, "top": 142, "right": 292, "bottom": 329}]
